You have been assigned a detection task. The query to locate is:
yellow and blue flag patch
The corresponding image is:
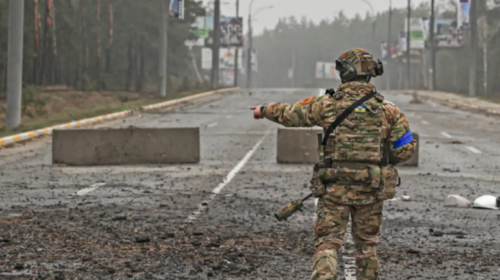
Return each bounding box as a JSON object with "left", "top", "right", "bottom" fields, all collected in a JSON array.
[
  {"left": 362, "top": 52, "right": 372, "bottom": 58},
  {"left": 355, "top": 105, "right": 366, "bottom": 112}
]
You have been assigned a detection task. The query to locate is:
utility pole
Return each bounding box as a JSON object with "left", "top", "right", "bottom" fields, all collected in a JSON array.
[
  {"left": 469, "top": 0, "right": 477, "bottom": 96},
  {"left": 246, "top": 14, "right": 252, "bottom": 89},
  {"left": 291, "top": 51, "right": 295, "bottom": 88},
  {"left": 372, "top": 21, "right": 376, "bottom": 45},
  {"left": 482, "top": 16, "right": 488, "bottom": 96},
  {"left": 158, "top": 0, "right": 168, "bottom": 97},
  {"left": 429, "top": 0, "right": 436, "bottom": 91},
  {"left": 233, "top": 0, "right": 239, "bottom": 87},
  {"left": 406, "top": 0, "right": 411, "bottom": 89},
  {"left": 386, "top": 0, "right": 392, "bottom": 91},
  {"left": 212, "top": 0, "right": 221, "bottom": 88},
  {"left": 6, "top": 0, "right": 25, "bottom": 129}
]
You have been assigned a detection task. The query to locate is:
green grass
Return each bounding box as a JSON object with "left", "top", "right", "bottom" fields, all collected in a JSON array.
[{"left": 0, "top": 88, "right": 214, "bottom": 138}]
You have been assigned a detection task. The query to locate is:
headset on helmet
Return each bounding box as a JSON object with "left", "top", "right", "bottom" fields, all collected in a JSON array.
[{"left": 335, "top": 58, "right": 384, "bottom": 82}]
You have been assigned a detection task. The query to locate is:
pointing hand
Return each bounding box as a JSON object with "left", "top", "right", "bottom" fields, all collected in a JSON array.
[{"left": 250, "top": 106, "right": 264, "bottom": 119}]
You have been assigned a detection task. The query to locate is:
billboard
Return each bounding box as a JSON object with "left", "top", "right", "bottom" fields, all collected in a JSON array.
[
  {"left": 201, "top": 48, "right": 212, "bottom": 70},
  {"left": 399, "top": 32, "right": 407, "bottom": 52},
  {"left": 205, "top": 16, "right": 243, "bottom": 47},
  {"left": 404, "top": 18, "right": 426, "bottom": 49},
  {"left": 169, "top": 0, "right": 184, "bottom": 19},
  {"left": 201, "top": 48, "right": 243, "bottom": 70},
  {"left": 315, "top": 62, "right": 325, "bottom": 79},
  {"left": 315, "top": 62, "right": 340, "bottom": 80},
  {"left": 458, "top": 0, "right": 470, "bottom": 29},
  {"left": 324, "top": 63, "right": 340, "bottom": 80},
  {"left": 220, "top": 70, "right": 235, "bottom": 87},
  {"left": 487, "top": 0, "right": 500, "bottom": 9},
  {"left": 434, "top": 18, "right": 464, "bottom": 48},
  {"left": 186, "top": 17, "right": 208, "bottom": 47}
]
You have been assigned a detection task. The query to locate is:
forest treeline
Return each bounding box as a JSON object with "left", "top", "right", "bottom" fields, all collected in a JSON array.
[
  {"left": 0, "top": 0, "right": 206, "bottom": 96},
  {"left": 252, "top": 2, "right": 500, "bottom": 95}
]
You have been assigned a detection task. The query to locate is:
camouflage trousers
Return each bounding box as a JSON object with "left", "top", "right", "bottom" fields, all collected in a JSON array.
[{"left": 311, "top": 199, "right": 384, "bottom": 280}]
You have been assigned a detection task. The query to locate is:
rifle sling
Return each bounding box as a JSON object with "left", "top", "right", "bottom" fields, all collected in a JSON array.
[{"left": 321, "top": 90, "right": 378, "bottom": 146}]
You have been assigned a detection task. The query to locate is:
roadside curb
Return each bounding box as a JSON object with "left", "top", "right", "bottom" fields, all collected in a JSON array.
[
  {"left": 0, "top": 87, "right": 238, "bottom": 148},
  {"left": 406, "top": 90, "right": 500, "bottom": 116}
]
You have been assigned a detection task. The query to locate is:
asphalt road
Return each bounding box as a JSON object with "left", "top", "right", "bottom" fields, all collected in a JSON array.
[{"left": 0, "top": 89, "right": 499, "bottom": 280}]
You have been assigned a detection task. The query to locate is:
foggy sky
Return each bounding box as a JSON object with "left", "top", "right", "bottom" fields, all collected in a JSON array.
[{"left": 205, "top": 0, "right": 429, "bottom": 35}]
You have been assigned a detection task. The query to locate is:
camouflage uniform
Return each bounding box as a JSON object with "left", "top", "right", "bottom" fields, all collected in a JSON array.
[{"left": 259, "top": 49, "right": 416, "bottom": 279}]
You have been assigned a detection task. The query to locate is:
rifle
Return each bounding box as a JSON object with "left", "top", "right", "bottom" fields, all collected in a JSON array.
[
  {"left": 274, "top": 133, "right": 322, "bottom": 221},
  {"left": 274, "top": 193, "right": 313, "bottom": 221}
]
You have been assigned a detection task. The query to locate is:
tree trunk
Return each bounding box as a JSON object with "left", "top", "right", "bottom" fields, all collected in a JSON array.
[
  {"left": 136, "top": 38, "right": 144, "bottom": 92},
  {"left": 75, "top": 0, "right": 84, "bottom": 87},
  {"left": 33, "top": 0, "right": 40, "bottom": 85},
  {"left": 83, "top": 1, "right": 88, "bottom": 79},
  {"left": 51, "top": 0, "right": 59, "bottom": 84},
  {"left": 125, "top": 40, "right": 135, "bottom": 91},
  {"left": 0, "top": 55, "right": 6, "bottom": 98},
  {"left": 40, "top": 0, "right": 53, "bottom": 85},
  {"left": 96, "top": 0, "right": 101, "bottom": 91},
  {"left": 105, "top": 3, "right": 113, "bottom": 74}
]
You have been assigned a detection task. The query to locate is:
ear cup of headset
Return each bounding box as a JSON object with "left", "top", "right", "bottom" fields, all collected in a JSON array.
[
  {"left": 335, "top": 59, "right": 357, "bottom": 81},
  {"left": 375, "top": 59, "right": 384, "bottom": 76}
]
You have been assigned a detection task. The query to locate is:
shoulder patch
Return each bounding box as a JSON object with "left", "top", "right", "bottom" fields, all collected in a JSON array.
[{"left": 300, "top": 96, "right": 315, "bottom": 104}]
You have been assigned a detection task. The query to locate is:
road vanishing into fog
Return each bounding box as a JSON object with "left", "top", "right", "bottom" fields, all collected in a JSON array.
[{"left": 1, "top": 88, "right": 500, "bottom": 279}]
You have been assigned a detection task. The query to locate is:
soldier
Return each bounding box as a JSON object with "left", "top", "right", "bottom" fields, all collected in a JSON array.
[{"left": 250, "top": 48, "right": 416, "bottom": 280}]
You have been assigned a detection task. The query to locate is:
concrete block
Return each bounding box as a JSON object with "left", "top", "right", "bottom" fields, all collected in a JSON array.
[
  {"left": 277, "top": 127, "right": 323, "bottom": 164},
  {"left": 399, "top": 131, "right": 419, "bottom": 167},
  {"left": 53, "top": 127, "right": 200, "bottom": 166},
  {"left": 276, "top": 128, "right": 420, "bottom": 167}
]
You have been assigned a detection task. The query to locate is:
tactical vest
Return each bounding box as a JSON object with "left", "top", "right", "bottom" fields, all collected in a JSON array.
[
  {"left": 325, "top": 87, "right": 385, "bottom": 165},
  {"left": 313, "top": 82, "right": 398, "bottom": 205}
]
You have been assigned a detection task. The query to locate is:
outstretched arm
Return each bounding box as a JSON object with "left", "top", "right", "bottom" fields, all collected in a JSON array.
[{"left": 250, "top": 96, "right": 323, "bottom": 127}]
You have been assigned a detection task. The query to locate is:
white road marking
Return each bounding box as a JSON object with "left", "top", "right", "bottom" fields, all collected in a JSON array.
[
  {"left": 312, "top": 198, "right": 356, "bottom": 279},
  {"left": 466, "top": 146, "right": 482, "bottom": 154},
  {"left": 74, "top": 182, "right": 106, "bottom": 196},
  {"left": 342, "top": 221, "right": 357, "bottom": 280},
  {"left": 186, "top": 128, "right": 272, "bottom": 222},
  {"left": 225, "top": 115, "right": 232, "bottom": 119},
  {"left": 421, "top": 120, "right": 429, "bottom": 125},
  {"left": 207, "top": 122, "right": 218, "bottom": 128},
  {"left": 441, "top": 132, "right": 452, "bottom": 138},
  {"left": 314, "top": 198, "right": 319, "bottom": 219}
]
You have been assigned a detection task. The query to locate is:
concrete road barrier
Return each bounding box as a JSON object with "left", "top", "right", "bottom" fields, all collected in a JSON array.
[
  {"left": 276, "top": 128, "right": 419, "bottom": 167},
  {"left": 53, "top": 127, "right": 200, "bottom": 166},
  {"left": 277, "top": 127, "right": 323, "bottom": 164}
]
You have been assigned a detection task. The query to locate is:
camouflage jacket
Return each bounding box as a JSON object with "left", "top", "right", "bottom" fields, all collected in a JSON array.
[{"left": 262, "top": 81, "right": 417, "bottom": 205}]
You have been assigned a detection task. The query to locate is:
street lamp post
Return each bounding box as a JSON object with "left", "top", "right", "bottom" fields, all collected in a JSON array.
[
  {"left": 212, "top": 0, "right": 221, "bottom": 88},
  {"left": 234, "top": 0, "right": 239, "bottom": 87},
  {"left": 386, "top": 0, "right": 392, "bottom": 91},
  {"left": 430, "top": 0, "right": 435, "bottom": 91},
  {"left": 246, "top": 1, "right": 272, "bottom": 89},
  {"left": 406, "top": 0, "right": 411, "bottom": 89},
  {"left": 357, "top": 0, "right": 375, "bottom": 43},
  {"left": 246, "top": 0, "right": 258, "bottom": 89}
]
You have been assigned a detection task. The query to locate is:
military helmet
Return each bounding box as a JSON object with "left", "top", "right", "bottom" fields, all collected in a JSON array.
[{"left": 336, "top": 48, "right": 383, "bottom": 82}]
